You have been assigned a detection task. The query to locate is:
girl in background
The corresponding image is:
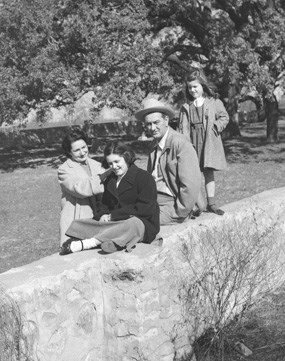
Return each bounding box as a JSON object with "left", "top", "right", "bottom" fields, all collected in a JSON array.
[{"left": 178, "top": 70, "right": 229, "bottom": 215}]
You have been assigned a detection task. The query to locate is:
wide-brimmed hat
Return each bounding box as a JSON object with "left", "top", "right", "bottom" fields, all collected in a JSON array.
[{"left": 135, "top": 98, "right": 175, "bottom": 121}]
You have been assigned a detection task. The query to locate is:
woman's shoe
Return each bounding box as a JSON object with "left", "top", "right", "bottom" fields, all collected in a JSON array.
[
  {"left": 59, "top": 238, "right": 83, "bottom": 255},
  {"left": 151, "top": 237, "right": 163, "bottom": 247},
  {"left": 101, "top": 241, "right": 123, "bottom": 253}
]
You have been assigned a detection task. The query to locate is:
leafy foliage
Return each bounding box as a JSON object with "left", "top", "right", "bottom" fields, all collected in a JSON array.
[{"left": 0, "top": 0, "right": 284, "bottom": 128}]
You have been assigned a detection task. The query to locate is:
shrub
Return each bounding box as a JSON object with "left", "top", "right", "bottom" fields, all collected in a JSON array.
[
  {"left": 0, "top": 286, "right": 34, "bottom": 361},
  {"left": 178, "top": 215, "right": 285, "bottom": 361}
]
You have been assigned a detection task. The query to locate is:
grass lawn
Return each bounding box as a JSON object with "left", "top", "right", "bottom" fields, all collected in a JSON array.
[
  {"left": 0, "top": 120, "right": 285, "bottom": 360},
  {"left": 0, "top": 120, "right": 284, "bottom": 274}
]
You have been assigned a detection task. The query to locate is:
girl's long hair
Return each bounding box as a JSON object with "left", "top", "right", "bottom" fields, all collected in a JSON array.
[{"left": 185, "top": 69, "right": 218, "bottom": 101}]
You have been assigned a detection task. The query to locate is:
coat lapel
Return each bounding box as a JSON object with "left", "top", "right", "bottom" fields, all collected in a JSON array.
[
  {"left": 105, "top": 164, "right": 139, "bottom": 198},
  {"left": 87, "top": 158, "right": 96, "bottom": 177},
  {"left": 117, "top": 164, "right": 138, "bottom": 195},
  {"left": 66, "top": 158, "right": 88, "bottom": 177},
  {"left": 203, "top": 98, "right": 210, "bottom": 129},
  {"left": 159, "top": 127, "right": 174, "bottom": 181},
  {"left": 106, "top": 175, "right": 118, "bottom": 198},
  {"left": 149, "top": 141, "right": 158, "bottom": 172}
]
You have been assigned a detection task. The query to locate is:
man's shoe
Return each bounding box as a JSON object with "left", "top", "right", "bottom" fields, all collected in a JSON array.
[{"left": 207, "top": 205, "right": 225, "bottom": 216}]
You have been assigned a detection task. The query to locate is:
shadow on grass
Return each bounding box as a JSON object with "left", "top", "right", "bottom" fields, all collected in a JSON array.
[
  {"left": 0, "top": 139, "right": 153, "bottom": 173},
  {"left": 1, "top": 122, "right": 284, "bottom": 172},
  {"left": 224, "top": 128, "right": 285, "bottom": 164},
  {"left": 0, "top": 146, "right": 65, "bottom": 172}
]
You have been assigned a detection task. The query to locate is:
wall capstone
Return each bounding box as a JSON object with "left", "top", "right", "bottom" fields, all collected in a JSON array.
[{"left": 1, "top": 187, "right": 285, "bottom": 361}]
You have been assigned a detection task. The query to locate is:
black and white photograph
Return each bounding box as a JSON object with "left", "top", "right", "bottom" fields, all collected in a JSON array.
[{"left": 0, "top": 1, "right": 285, "bottom": 360}]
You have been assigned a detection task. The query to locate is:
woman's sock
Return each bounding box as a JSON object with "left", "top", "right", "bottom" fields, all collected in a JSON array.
[
  {"left": 70, "top": 237, "right": 100, "bottom": 253},
  {"left": 70, "top": 240, "right": 83, "bottom": 253},
  {"left": 82, "top": 237, "right": 101, "bottom": 250}
]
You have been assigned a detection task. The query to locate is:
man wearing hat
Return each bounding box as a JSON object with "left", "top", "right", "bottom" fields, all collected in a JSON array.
[{"left": 135, "top": 98, "right": 201, "bottom": 224}]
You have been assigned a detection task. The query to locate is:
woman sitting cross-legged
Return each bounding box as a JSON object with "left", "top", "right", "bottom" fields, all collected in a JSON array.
[{"left": 59, "top": 141, "right": 160, "bottom": 255}]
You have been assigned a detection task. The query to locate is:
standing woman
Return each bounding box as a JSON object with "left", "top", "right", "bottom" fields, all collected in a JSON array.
[
  {"left": 58, "top": 128, "right": 105, "bottom": 245},
  {"left": 178, "top": 70, "right": 229, "bottom": 215},
  {"left": 59, "top": 142, "right": 160, "bottom": 255}
]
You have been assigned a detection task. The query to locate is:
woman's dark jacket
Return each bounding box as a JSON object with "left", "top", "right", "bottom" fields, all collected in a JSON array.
[{"left": 94, "top": 164, "right": 160, "bottom": 244}]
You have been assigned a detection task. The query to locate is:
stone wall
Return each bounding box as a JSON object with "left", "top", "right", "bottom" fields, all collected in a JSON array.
[{"left": 1, "top": 188, "right": 285, "bottom": 361}]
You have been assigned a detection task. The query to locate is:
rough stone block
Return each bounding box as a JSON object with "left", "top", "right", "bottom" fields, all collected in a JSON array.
[{"left": 1, "top": 187, "right": 285, "bottom": 360}]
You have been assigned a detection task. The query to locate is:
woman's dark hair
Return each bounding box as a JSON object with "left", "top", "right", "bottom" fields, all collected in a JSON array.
[
  {"left": 61, "top": 128, "right": 88, "bottom": 158},
  {"left": 185, "top": 69, "right": 218, "bottom": 101},
  {"left": 102, "top": 142, "right": 136, "bottom": 168}
]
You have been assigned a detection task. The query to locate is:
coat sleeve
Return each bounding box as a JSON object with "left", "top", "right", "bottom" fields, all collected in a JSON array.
[
  {"left": 58, "top": 165, "right": 104, "bottom": 199},
  {"left": 93, "top": 189, "right": 112, "bottom": 219},
  {"left": 178, "top": 105, "right": 191, "bottom": 141},
  {"left": 214, "top": 99, "right": 229, "bottom": 133},
  {"left": 110, "top": 172, "right": 157, "bottom": 221},
  {"left": 175, "top": 140, "right": 201, "bottom": 218}
]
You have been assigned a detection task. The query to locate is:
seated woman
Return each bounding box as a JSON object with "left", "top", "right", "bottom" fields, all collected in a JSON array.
[
  {"left": 59, "top": 142, "right": 160, "bottom": 255},
  {"left": 58, "top": 128, "right": 106, "bottom": 245}
]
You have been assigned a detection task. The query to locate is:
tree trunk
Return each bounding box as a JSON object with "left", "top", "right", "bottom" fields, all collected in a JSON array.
[
  {"left": 225, "top": 78, "right": 241, "bottom": 138},
  {"left": 223, "top": 79, "right": 241, "bottom": 139},
  {"left": 265, "top": 98, "right": 279, "bottom": 143},
  {"left": 256, "top": 102, "right": 266, "bottom": 123},
  {"left": 223, "top": 111, "right": 241, "bottom": 139}
]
